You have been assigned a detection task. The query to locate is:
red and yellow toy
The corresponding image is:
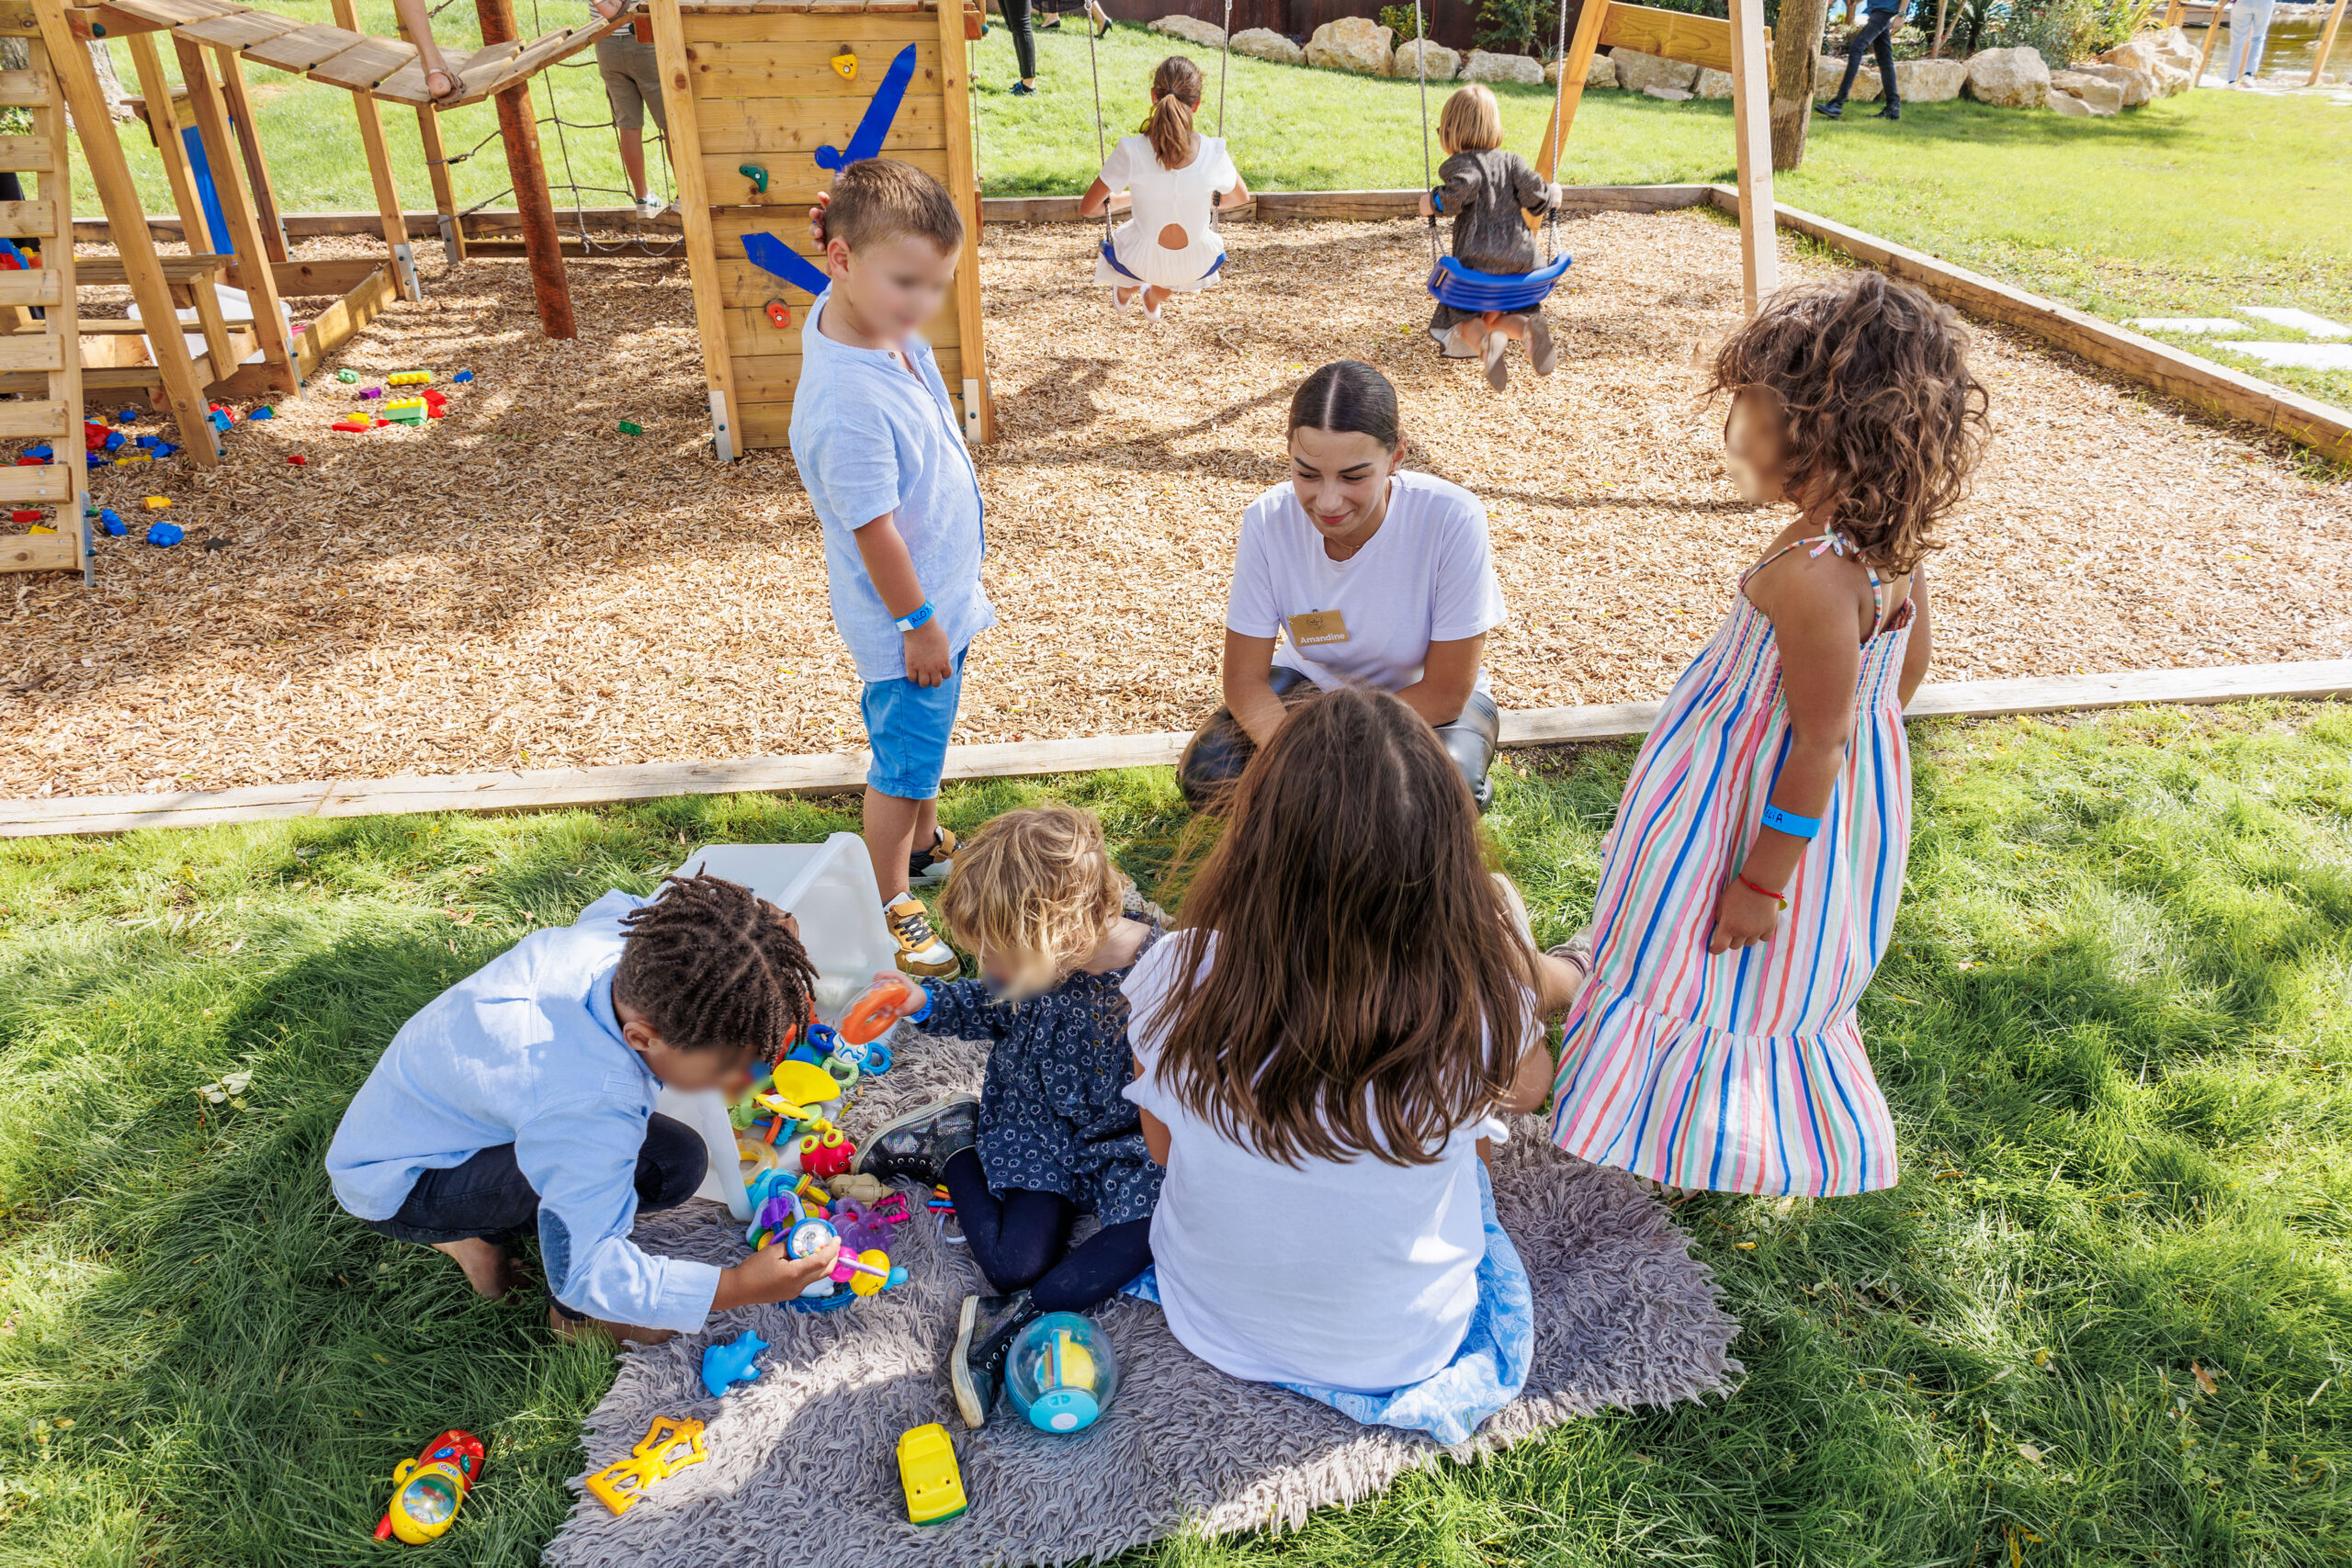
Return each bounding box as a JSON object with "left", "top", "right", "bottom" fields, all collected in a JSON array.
[
  {"left": 584, "top": 1416, "right": 707, "bottom": 1515},
  {"left": 372, "top": 1428, "right": 485, "bottom": 1543}
]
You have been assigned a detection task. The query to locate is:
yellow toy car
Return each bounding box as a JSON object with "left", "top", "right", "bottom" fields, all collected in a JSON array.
[
  {"left": 896, "top": 1423, "right": 967, "bottom": 1526},
  {"left": 585, "top": 1416, "right": 707, "bottom": 1516}
]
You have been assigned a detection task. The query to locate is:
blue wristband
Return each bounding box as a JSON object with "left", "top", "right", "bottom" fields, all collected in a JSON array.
[
  {"left": 1761, "top": 805, "right": 1821, "bottom": 840},
  {"left": 894, "top": 600, "right": 935, "bottom": 635}
]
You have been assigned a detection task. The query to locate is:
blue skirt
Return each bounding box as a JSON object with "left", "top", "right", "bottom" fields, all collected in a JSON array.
[{"left": 1125, "top": 1160, "right": 1533, "bottom": 1445}]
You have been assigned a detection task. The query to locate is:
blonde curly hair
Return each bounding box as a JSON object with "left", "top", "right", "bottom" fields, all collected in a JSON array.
[{"left": 938, "top": 807, "right": 1125, "bottom": 1000}]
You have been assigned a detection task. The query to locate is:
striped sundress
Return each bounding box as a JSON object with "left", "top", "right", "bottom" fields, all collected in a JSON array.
[{"left": 1549, "top": 532, "right": 1913, "bottom": 1196}]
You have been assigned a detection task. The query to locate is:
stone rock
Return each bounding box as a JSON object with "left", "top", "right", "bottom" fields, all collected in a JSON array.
[
  {"left": 1815, "top": 51, "right": 1881, "bottom": 101},
  {"left": 2096, "top": 35, "right": 2161, "bottom": 73},
  {"left": 2045, "top": 85, "right": 2094, "bottom": 114},
  {"left": 1613, "top": 47, "right": 1699, "bottom": 94},
  {"left": 1643, "top": 84, "right": 1692, "bottom": 99},
  {"left": 1963, "top": 45, "right": 2050, "bottom": 107},
  {"left": 1459, "top": 48, "right": 1544, "bottom": 85},
  {"left": 1396, "top": 38, "right": 1460, "bottom": 80},
  {"left": 2149, "top": 25, "right": 2199, "bottom": 73},
  {"left": 1305, "top": 16, "right": 1393, "bottom": 76},
  {"left": 2109, "top": 29, "right": 2194, "bottom": 94},
  {"left": 2150, "top": 60, "right": 2190, "bottom": 95},
  {"left": 2048, "top": 67, "right": 2124, "bottom": 113},
  {"left": 1893, "top": 56, "right": 1968, "bottom": 101},
  {"left": 1693, "top": 65, "right": 1733, "bottom": 97},
  {"left": 1544, "top": 50, "right": 1620, "bottom": 90},
  {"left": 1228, "top": 27, "right": 1305, "bottom": 64},
  {"left": 2067, "top": 59, "right": 2151, "bottom": 106},
  {"left": 1148, "top": 14, "right": 1226, "bottom": 47}
]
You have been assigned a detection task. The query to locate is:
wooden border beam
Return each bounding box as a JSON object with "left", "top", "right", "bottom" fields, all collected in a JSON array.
[{"left": 6, "top": 660, "right": 2346, "bottom": 838}]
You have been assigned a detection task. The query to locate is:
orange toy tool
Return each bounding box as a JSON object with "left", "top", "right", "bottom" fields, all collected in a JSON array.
[
  {"left": 841, "top": 976, "right": 930, "bottom": 1046},
  {"left": 585, "top": 1416, "right": 707, "bottom": 1515}
]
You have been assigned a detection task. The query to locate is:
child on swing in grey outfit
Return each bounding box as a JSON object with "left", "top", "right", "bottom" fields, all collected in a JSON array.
[{"left": 1418, "top": 85, "right": 1566, "bottom": 392}]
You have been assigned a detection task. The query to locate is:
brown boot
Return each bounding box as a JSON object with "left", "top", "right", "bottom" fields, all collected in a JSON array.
[{"left": 548, "top": 1303, "right": 677, "bottom": 1348}]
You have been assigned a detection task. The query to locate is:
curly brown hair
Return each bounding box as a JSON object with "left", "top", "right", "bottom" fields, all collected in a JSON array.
[
  {"left": 613, "top": 874, "right": 817, "bottom": 1061},
  {"left": 1708, "top": 271, "right": 1989, "bottom": 575}
]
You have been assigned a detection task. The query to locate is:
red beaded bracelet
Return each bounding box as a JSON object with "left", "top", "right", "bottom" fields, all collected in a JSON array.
[{"left": 1736, "top": 872, "right": 1788, "bottom": 909}]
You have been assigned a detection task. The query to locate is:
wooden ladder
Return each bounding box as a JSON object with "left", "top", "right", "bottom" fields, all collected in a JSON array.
[{"left": 0, "top": 16, "right": 86, "bottom": 584}]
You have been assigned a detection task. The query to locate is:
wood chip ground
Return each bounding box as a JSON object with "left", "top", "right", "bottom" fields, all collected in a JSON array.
[{"left": 6, "top": 211, "right": 2348, "bottom": 798}]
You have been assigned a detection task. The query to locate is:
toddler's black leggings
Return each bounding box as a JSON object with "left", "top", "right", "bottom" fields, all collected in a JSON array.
[{"left": 943, "top": 1148, "right": 1152, "bottom": 1313}]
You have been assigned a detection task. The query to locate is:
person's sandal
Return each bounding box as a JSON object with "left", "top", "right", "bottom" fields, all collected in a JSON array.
[
  {"left": 1528, "top": 314, "right": 1557, "bottom": 377},
  {"left": 1482, "top": 328, "right": 1510, "bottom": 391},
  {"left": 1547, "top": 928, "right": 1595, "bottom": 989}
]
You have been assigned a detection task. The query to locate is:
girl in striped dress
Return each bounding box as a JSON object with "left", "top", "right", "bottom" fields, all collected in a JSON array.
[{"left": 1550, "top": 274, "right": 1988, "bottom": 1197}]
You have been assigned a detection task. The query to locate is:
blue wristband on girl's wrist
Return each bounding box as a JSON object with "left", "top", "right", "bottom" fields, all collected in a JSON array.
[
  {"left": 894, "top": 600, "right": 935, "bottom": 635},
  {"left": 1761, "top": 805, "right": 1822, "bottom": 839}
]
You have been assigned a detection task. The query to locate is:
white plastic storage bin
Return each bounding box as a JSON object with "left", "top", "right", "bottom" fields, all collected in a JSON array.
[{"left": 651, "top": 835, "right": 902, "bottom": 1220}]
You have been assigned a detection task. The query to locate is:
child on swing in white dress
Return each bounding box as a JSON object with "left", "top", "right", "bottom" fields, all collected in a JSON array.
[{"left": 1078, "top": 56, "right": 1250, "bottom": 321}]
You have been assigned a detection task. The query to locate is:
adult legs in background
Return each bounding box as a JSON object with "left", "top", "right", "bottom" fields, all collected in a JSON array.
[
  {"left": 1822, "top": 11, "right": 1897, "bottom": 113},
  {"left": 1868, "top": 13, "right": 1901, "bottom": 113},
  {"left": 361, "top": 1112, "right": 706, "bottom": 1329},
  {"left": 2224, "top": 1, "right": 2263, "bottom": 80},
  {"left": 390, "top": 0, "right": 461, "bottom": 98},
  {"left": 597, "top": 33, "right": 672, "bottom": 212},
  {"left": 1001, "top": 0, "right": 1039, "bottom": 86}
]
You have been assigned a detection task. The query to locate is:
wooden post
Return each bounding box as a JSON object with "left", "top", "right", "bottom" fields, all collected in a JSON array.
[
  {"left": 39, "top": 0, "right": 220, "bottom": 462},
  {"left": 1533, "top": 0, "right": 1610, "bottom": 188},
  {"left": 214, "top": 51, "right": 288, "bottom": 263},
  {"left": 2311, "top": 0, "right": 2346, "bottom": 85},
  {"left": 649, "top": 0, "right": 739, "bottom": 457},
  {"left": 935, "top": 0, "right": 991, "bottom": 441},
  {"left": 478, "top": 0, "right": 575, "bottom": 338},
  {"left": 25, "top": 24, "right": 85, "bottom": 581},
  {"left": 398, "top": 16, "right": 467, "bottom": 265},
  {"left": 331, "top": 0, "right": 422, "bottom": 300},
  {"left": 2161, "top": 0, "right": 2184, "bottom": 26},
  {"left": 174, "top": 34, "right": 300, "bottom": 396},
  {"left": 1725, "top": 0, "right": 1778, "bottom": 312},
  {"left": 123, "top": 31, "right": 212, "bottom": 254},
  {"left": 2190, "top": 3, "right": 2223, "bottom": 85}
]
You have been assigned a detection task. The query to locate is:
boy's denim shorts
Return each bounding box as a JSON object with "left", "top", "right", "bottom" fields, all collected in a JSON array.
[{"left": 861, "top": 647, "right": 967, "bottom": 800}]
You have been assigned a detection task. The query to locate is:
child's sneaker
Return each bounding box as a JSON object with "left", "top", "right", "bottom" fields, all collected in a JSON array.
[
  {"left": 952, "top": 1289, "right": 1043, "bottom": 1428},
  {"left": 854, "top": 1093, "right": 979, "bottom": 1188},
  {"left": 910, "top": 825, "right": 958, "bottom": 883},
  {"left": 886, "top": 893, "right": 960, "bottom": 976},
  {"left": 1528, "top": 315, "right": 1557, "bottom": 377},
  {"left": 1482, "top": 328, "right": 1510, "bottom": 391}
]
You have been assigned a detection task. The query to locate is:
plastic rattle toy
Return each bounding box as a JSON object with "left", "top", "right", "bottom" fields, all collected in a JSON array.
[
  {"left": 799, "top": 1127, "right": 856, "bottom": 1180},
  {"left": 1005, "top": 1313, "right": 1120, "bottom": 1434},
  {"left": 897, "top": 1423, "right": 967, "bottom": 1526},
  {"left": 372, "top": 1428, "right": 485, "bottom": 1542},
  {"left": 585, "top": 1416, "right": 707, "bottom": 1515},
  {"left": 842, "top": 976, "right": 930, "bottom": 1045},
  {"left": 784, "top": 1216, "right": 905, "bottom": 1295},
  {"left": 700, "top": 1329, "right": 768, "bottom": 1399}
]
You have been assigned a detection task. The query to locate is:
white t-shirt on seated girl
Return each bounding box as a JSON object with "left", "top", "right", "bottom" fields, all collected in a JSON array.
[
  {"left": 1121, "top": 931, "right": 1523, "bottom": 1393},
  {"left": 1225, "top": 470, "right": 1508, "bottom": 699}
]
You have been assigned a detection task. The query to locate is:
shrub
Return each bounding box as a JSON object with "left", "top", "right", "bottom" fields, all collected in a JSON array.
[{"left": 1378, "top": 2, "right": 1427, "bottom": 40}]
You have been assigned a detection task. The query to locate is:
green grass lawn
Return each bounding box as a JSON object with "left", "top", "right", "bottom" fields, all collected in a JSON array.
[
  {"left": 76, "top": 20, "right": 2352, "bottom": 407},
  {"left": 6, "top": 701, "right": 2352, "bottom": 1566}
]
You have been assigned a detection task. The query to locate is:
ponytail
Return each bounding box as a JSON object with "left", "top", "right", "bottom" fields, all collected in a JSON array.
[{"left": 1139, "top": 55, "right": 1204, "bottom": 169}]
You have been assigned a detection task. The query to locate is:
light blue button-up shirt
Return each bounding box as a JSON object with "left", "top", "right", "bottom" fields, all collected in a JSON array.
[
  {"left": 324, "top": 890, "right": 722, "bottom": 1332},
  {"left": 788, "top": 286, "right": 993, "bottom": 683}
]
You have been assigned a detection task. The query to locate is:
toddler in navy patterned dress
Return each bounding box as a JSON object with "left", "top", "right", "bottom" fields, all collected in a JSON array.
[{"left": 852, "top": 806, "right": 1163, "bottom": 1429}]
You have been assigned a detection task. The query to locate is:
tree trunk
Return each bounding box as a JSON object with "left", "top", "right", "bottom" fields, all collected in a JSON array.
[
  {"left": 87, "top": 39, "right": 134, "bottom": 120},
  {"left": 1769, "top": 0, "right": 1832, "bottom": 171}
]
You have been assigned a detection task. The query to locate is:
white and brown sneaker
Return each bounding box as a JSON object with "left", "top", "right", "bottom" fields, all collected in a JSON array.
[
  {"left": 886, "top": 893, "right": 960, "bottom": 977},
  {"left": 909, "top": 825, "right": 958, "bottom": 884}
]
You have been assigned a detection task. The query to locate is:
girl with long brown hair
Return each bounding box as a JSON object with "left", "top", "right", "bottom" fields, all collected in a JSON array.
[
  {"left": 1120, "top": 685, "right": 1582, "bottom": 1438},
  {"left": 1077, "top": 56, "right": 1251, "bottom": 321},
  {"left": 1551, "top": 271, "right": 1988, "bottom": 1197}
]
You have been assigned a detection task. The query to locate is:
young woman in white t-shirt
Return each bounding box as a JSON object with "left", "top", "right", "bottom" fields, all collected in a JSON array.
[
  {"left": 1124, "top": 685, "right": 1583, "bottom": 1403},
  {"left": 1179, "top": 360, "right": 1509, "bottom": 811},
  {"left": 1077, "top": 56, "right": 1251, "bottom": 321}
]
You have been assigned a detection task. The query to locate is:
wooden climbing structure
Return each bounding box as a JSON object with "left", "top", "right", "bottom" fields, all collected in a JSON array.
[
  {"left": 650, "top": 0, "right": 992, "bottom": 458},
  {"left": 0, "top": 8, "right": 88, "bottom": 581}
]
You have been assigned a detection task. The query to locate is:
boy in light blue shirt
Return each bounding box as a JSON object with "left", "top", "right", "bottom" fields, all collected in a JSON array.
[
  {"left": 791, "top": 157, "right": 991, "bottom": 980},
  {"left": 325, "top": 875, "right": 842, "bottom": 1344}
]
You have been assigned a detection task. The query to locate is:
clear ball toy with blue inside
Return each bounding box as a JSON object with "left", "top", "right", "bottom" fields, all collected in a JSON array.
[{"left": 1004, "top": 1312, "right": 1119, "bottom": 1434}]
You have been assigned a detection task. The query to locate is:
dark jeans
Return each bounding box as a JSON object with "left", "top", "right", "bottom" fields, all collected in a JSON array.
[
  {"left": 361, "top": 1112, "right": 707, "bottom": 1321},
  {"left": 1001, "top": 0, "right": 1038, "bottom": 78},
  {"left": 1836, "top": 10, "right": 1902, "bottom": 107},
  {"left": 944, "top": 1148, "right": 1154, "bottom": 1314},
  {"left": 1178, "top": 664, "right": 1502, "bottom": 814}
]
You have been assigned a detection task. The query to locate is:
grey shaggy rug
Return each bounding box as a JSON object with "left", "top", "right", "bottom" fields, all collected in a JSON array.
[{"left": 543, "top": 1032, "right": 1743, "bottom": 1568}]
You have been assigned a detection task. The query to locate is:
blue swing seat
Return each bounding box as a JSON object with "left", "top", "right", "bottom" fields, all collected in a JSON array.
[
  {"left": 1426, "top": 251, "right": 1573, "bottom": 314},
  {"left": 1100, "top": 238, "right": 1227, "bottom": 284}
]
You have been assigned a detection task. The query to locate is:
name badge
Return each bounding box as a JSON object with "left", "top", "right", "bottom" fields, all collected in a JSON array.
[{"left": 1286, "top": 609, "right": 1350, "bottom": 648}]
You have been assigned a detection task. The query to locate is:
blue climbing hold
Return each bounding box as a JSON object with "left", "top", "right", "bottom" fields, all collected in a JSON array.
[
  {"left": 146, "top": 521, "right": 185, "bottom": 547},
  {"left": 700, "top": 1330, "right": 768, "bottom": 1399},
  {"left": 99, "top": 508, "right": 125, "bottom": 536}
]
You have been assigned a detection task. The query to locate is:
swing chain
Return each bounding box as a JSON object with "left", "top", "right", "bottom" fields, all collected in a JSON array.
[
  {"left": 1544, "top": 0, "right": 1569, "bottom": 262},
  {"left": 1083, "top": 0, "right": 1114, "bottom": 253},
  {"left": 1410, "top": 0, "right": 1435, "bottom": 268}
]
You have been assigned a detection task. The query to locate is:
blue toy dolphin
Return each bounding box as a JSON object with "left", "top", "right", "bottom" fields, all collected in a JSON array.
[{"left": 701, "top": 1330, "right": 769, "bottom": 1399}]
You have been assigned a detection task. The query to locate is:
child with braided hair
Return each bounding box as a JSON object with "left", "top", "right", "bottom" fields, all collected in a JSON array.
[{"left": 328, "top": 874, "right": 845, "bottom": 1346}]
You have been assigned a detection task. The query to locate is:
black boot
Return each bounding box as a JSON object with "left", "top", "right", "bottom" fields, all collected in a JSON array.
[
  {"left": 854, "top": 1094, "right": 978, "bottom": 1188},
  {"left": 1815, "top": 98, "right": 1844, "bottom": 118},
  {"left": 1873, "top": 100, "right": 1901, "bottom": 119},
  {"left": 952, "top": 1289, "right": 1043, "bottom": 1429}
]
